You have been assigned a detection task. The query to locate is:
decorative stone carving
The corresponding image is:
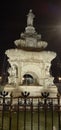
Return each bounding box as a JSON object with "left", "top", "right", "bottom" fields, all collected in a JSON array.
[
  {"left": 8, "top": 64, "right": 18, "bottom": 85},
  {"left": 27, "top": 9, "right": 35, "bottom": 26},
  {"left": 14, "top": 10, "right": 48, "bottom": 50},
  {"left": 6, "top": 49, "right": 56, "bottom": 86}
]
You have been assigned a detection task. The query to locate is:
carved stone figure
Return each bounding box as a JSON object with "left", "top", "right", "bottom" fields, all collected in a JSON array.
[
  {"left": 8, "top": 65, "right": 17, "bottom": 84},
  {"left": 27, "top": 9, "right": 35, "bottom": 26},
  {"left": 10, "top": 65, "right": 16, "bottom": 77}
]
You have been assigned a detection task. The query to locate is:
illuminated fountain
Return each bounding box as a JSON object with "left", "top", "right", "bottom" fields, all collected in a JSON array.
[{"left": 4, "top": 10, "right": 57, "bottom": 97}]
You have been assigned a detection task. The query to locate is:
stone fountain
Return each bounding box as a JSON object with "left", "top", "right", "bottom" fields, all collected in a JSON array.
[{"left": 4, "top": 10, "right": 57, "bottom": 97}]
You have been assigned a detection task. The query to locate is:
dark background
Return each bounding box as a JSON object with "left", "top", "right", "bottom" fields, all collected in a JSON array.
[{"left": 0, "top": 0, "right": 61, "bottom": 76}]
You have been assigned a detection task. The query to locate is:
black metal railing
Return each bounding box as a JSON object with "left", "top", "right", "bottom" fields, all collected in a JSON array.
[{"left": 0, "top": 91, "right": 61, "bottom": 130}]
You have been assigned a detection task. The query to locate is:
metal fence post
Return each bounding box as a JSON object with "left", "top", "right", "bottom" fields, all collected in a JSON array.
[
  {"left": 57, "top": 94, "right": 61, "bottom": 130},
  {"left": 21, "top": 91, "right": 30, "bottom": 130},
  {"left": 0, "top": 91, "right": 8, "bottom": 130},
  {"left": 9, "top": 92, "right": 12, "bottom": 130},
  {"left": 41, "top": 92, "right": 49, "bottom": 130}
]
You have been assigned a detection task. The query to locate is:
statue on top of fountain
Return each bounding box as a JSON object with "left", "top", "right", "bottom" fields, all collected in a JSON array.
[
  {"left": 27, "top": 9, "right": 35, "bottom": 26},
  {"left": 14, "top": 9, "right": 48, "bottom": 49}
]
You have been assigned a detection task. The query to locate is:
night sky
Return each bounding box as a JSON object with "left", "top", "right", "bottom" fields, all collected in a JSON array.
[{"left": 0, "top": 0, "right": 61, "bottom": 75}]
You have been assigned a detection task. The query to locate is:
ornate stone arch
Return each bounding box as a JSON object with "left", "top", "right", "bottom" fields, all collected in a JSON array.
[
  {"left": 22, "top": 71, "right": 39, "bottom": 85},
  {"left": 20, "top": 63, "right": 41, "bottom": 85}
]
